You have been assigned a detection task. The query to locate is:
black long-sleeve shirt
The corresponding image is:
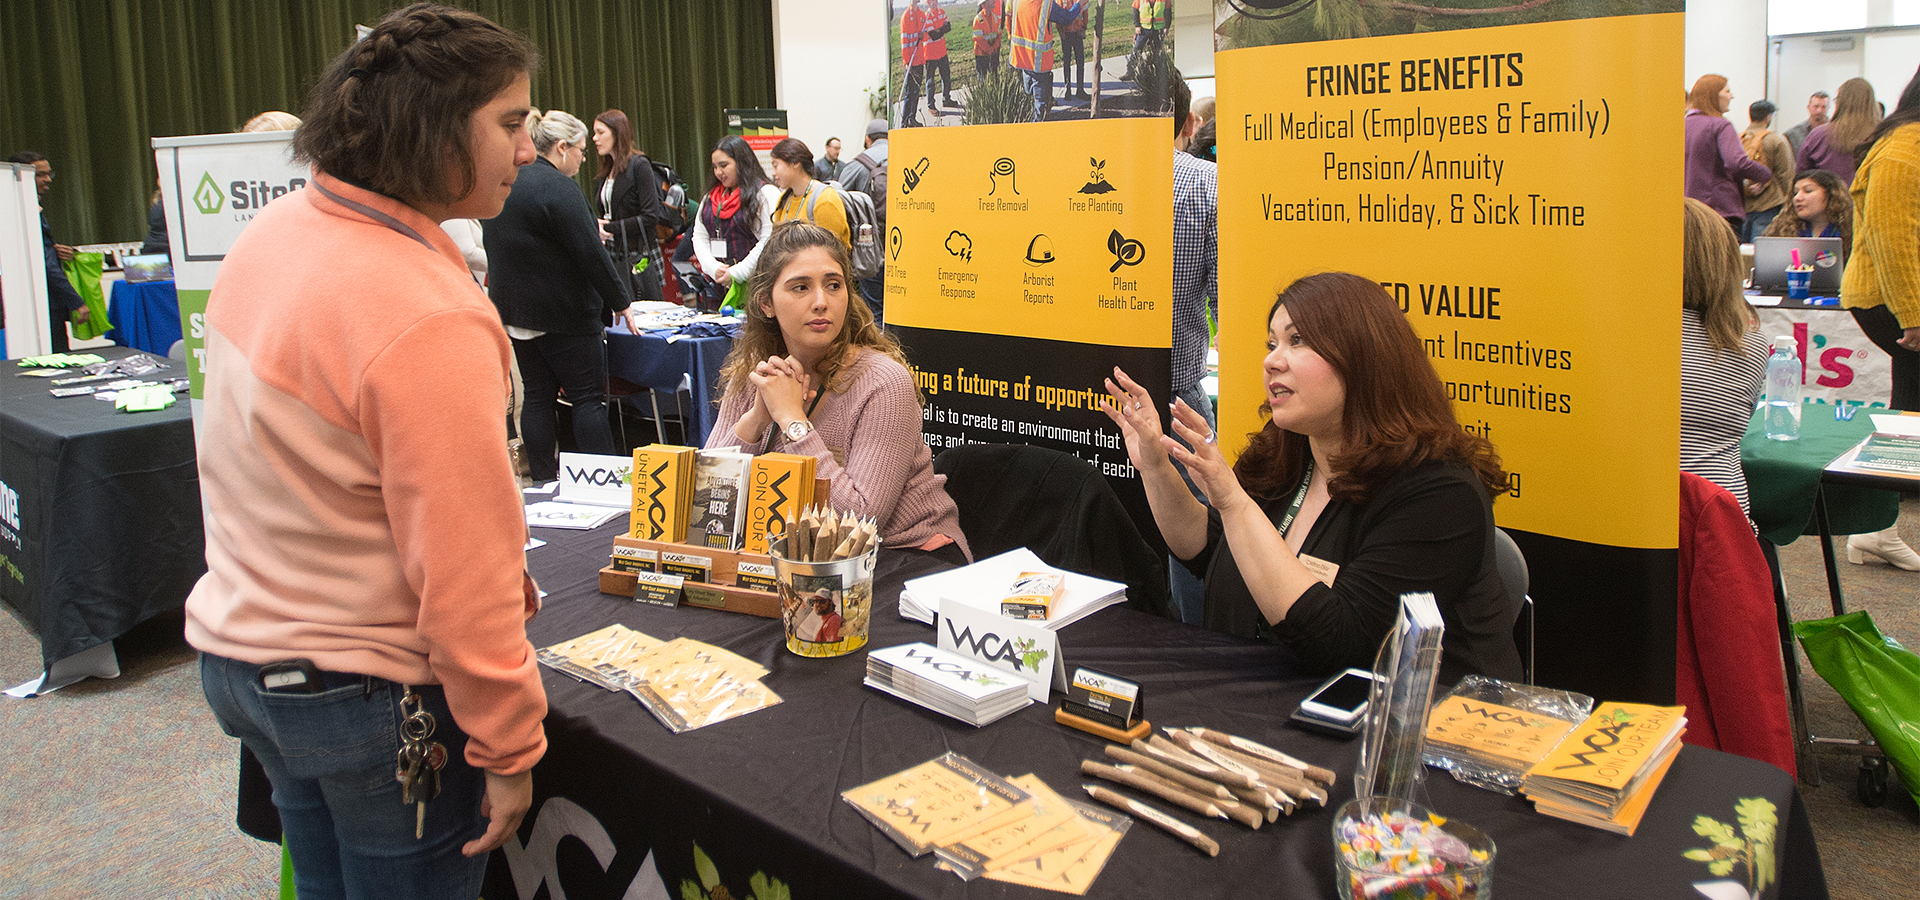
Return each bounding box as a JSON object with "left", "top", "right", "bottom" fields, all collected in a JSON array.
[
  {"left": 484, "top": 157, "right": 628, "bottom": 335},
  {"left": 1185, "top": 459, "right": 1524, "bottom": 684}
]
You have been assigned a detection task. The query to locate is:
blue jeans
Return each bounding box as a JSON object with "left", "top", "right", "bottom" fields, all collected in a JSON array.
[
  {"left": 1169, "top": 382, "right": 1218, "bottom": 624},
  {"left": 1742, "top": 206, "right": 1782, "bottom": 243},
  {"left": 201, "top": 654, "right": 487, "bottom": 900},
  {"left": 1021, "top": 69, "right": 1054, "bottom": 122},
  {"left": 515, "top": 332, "right": 617, "bottom": 481},
  {"left": 859, "top": 276, "right": 885, "bottom": 329}
]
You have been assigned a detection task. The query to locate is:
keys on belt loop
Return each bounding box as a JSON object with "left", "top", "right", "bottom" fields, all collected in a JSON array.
[{"left": 394, "top": 687, "right": 447, "bottom": 839}]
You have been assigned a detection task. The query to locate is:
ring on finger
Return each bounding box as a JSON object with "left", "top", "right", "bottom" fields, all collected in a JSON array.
[{"left": 1204, "top": 431, "right": 1217, "bottom": 445}]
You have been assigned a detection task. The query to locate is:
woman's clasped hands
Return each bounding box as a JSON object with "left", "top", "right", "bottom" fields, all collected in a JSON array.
[{"left": 737, "top": 354, "right": 817, "bottom": 439}]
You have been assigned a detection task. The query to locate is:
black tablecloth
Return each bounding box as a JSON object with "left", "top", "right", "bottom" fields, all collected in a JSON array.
[
  {"left": 0, "top": 348, "right": 203, "bottom": 668},
  {"left": 485, "top": 522, "right": 1827, "bottom": 900}
]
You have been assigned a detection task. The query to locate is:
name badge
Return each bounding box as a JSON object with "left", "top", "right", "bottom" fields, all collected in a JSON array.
[
  {"left": 710, "top": 238, "right": 728, "bottom": 259},
  {"left": 1299, "top": 554, "right": 1340, "bottom": 587}
]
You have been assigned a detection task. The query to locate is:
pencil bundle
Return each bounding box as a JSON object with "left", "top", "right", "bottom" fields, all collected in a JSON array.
[
  {"left": 780, "top": 505, "right": 879, "bottom": 562},
  {"left": 1076, "top": 726, "right": 1336, "bottom": 857}
]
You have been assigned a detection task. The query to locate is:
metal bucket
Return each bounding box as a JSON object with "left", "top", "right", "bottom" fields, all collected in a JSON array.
[{"left": 769, "top": 535, "right": 877, "bottom": 658}]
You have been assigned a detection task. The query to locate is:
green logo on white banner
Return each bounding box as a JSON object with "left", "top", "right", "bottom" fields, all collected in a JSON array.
[{"left": 194, "top": 173, "right": 224, "bottom": 214}]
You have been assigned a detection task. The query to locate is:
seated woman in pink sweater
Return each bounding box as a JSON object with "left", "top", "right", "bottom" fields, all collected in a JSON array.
[{"left": 707, "top": 221, "right": 971, "bottom": 565}]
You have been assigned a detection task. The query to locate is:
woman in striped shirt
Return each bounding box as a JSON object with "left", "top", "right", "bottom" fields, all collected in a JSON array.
[{"left": 1680, "top": 198, "right": 1769, "bottom": 515}]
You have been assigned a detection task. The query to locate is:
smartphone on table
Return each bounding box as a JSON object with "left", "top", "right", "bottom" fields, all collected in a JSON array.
[{"left": 1288, "top": 667, "right": 1383, "bottom": 737}]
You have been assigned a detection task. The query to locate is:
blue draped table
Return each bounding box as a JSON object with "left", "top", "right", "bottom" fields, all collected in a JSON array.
[
  {"left": 105, "top": 278, "right": 183, "bottom": 356},
  {"left": 603, "top": 324, "right": 732, "bottom": 447}
]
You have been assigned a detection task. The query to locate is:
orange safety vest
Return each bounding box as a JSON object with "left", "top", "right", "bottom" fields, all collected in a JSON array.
[
  {"left": 1133, "top": 0, "right": 1169, "bottom": 30},
  {"left": 901, "top": 5, "right": 926, "bottom": 68},
  {"left": 973, "top": 0, "right": 1004, "bottom": 56},
  {"left": 923, "top": 6, "right": 950, "bottom": 60},
  {"left": 1008, "top": 0, "right": 1054, "bottom": 73}
]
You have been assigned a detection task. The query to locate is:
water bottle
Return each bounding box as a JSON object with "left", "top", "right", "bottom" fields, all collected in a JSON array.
[
  {"left": 1764, "top": 335, "right": 1802, "bottom": 441},
  {"left": 857, "top": 223, "right": 874, "bottom": 248}
]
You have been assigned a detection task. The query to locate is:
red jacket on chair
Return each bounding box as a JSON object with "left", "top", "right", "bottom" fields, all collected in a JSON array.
[{"left": 1677, "top": 472, "right": 1797, "bottom": 777}]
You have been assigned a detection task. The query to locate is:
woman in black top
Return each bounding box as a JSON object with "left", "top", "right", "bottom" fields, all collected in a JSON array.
[
  {"left": 483, "top": 109, "right": 631, "bottom": 482},
  {"left": 1103, "top": 272, "right": 1523, "bottom": 683},
  {"left": 590, "top": 109, "right": 668, "bottom": 303}
]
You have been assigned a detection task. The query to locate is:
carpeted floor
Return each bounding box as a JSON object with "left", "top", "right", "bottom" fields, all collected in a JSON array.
[
  {"left": 1, "top": 505, "right": 1916, "bottom": 899},
  {"left": 1772, "top": 497, "right": 1920, "bottom": 899}
]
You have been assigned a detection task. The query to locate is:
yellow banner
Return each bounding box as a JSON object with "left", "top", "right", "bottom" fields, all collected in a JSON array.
[
  {"left": 888, "top": 118, "right": 1172, "bottom": 350},
  {"left": 1217, "top": 14, "right": 1681, "bottom": 549}
]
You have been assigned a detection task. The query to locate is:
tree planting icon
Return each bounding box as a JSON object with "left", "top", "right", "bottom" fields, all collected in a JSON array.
[
  {"left": 1080, "top": 158, "right": 1116, "bottom": 194},
  {"left": 1107, "top": 229, "right": 1144, "bottom": 272},
  {"left": 945, "top": 231, "right": 973, "bottom": 262},
  {"left": 989, "top": 158, "right": 1018, "bottom": 195}
]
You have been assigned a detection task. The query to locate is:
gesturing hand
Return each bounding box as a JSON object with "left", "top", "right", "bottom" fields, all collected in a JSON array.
[
  {"left": 1099, "top": 366, "right": 1169, "bottom": 468},
  {"left": 1162, "top": 397, "right": 1241, "bottom": 510}
]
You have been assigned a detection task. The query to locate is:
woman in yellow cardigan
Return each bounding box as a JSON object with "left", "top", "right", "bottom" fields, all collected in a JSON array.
[
  {"left": 768, "top": 138, "right": 851, "bottom": 251},
  {"left": 1841, "top": 64, "right": 1920, "bottom": 570}
]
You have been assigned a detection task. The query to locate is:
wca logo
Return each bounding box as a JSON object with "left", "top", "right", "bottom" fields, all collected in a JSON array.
[
  {"left": 193, "top": 173, "right": 225, "bottom": 214},
  {"left": 941, "top": 618, "right": 1028, "bottom": 671},
  {"left": 642, "top": 460, "right": 670, "bottom": 536},
  {"left": 1455, "top": 702, "right": 1547, "bottom": 728},
  {"left": 564, "top": 465, "right": 630, "bottom": 487}
]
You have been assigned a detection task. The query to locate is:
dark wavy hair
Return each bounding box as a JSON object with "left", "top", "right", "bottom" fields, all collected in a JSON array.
[
  {"left": 1234, "top": 273, "right": 1509, "bottom": 505},
  {"left": 706, "top": 134, "right": 771, "bottom": 224},
  {"left": 593, "top": 109, "right": 636, "bottom": 182},
  {"left": 1762, "top": 169, "right": 1854, "bottom": 256},
  {"left": 292, "top": 3, "right": 537, "bottom": 206}
]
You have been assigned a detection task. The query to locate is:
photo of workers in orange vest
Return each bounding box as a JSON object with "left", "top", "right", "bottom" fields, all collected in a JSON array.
[
  {"left": 923, "top": 0, "right": 955, "bottom": 112},
  {"left": 972, "top": 0, "right": 1006, "bottom": 79},
  {"left": 888, "top": 0, "right": 1176, "bottom": 127}
]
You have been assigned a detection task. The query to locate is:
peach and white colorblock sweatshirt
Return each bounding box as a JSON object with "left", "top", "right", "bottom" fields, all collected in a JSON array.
[{"left": 185, "top": 172, "right": 546, "bottom": 775}]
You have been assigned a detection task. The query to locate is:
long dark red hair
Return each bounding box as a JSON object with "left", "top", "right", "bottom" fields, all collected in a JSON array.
[
  {"left": 1235, "top": 272, "right": 1509, "bottom": 504},
  {"left": 594, "top": 108, "right": 635, "bottom": 182}
]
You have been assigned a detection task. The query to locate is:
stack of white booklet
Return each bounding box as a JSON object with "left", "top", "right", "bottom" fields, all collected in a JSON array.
[
  {"left": 865, "top": 643, "right": 1033, "bottom": 726},
  {"left": 898, "top": 548, "right": 1127, "bottom": 630}
]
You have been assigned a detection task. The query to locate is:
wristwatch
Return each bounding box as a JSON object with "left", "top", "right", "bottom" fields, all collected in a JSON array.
[{"left": 783, "top": 419, "right": 814, "bottom": 442}]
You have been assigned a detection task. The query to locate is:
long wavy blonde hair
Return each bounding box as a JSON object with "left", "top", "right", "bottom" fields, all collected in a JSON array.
[{"left": 718, "top": 221, "right": 916, "bottom": 401}]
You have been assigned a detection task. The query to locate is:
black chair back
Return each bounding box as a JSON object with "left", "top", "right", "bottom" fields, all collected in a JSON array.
[{"left": 934, "top": 443, "right": 1173, "bottom": 617}]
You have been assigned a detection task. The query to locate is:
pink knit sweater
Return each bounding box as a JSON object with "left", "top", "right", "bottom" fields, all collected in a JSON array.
[{"left": 707, "top": 349, "right": 971, "bottom": 559}]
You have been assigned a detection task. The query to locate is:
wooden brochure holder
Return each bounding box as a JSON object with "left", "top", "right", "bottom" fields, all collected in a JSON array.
[{"left": 598, "top": 476, "right": 831, "bottom": 619}]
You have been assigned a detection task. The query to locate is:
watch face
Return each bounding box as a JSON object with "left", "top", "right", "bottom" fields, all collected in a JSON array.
[{"left": 786, "top": 421, "right": 810, "bottom": 441}]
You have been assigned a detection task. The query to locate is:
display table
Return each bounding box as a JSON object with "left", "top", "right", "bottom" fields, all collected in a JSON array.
[
  {"left": 1751, "top": 297, "right": 1889, "bottom": 407},
  {"left": 481, "top": 521, "right": 1827, "bottom": 900},
  {"left": 105, "top": 278, "right": 184, "bottom": 356},
  {"left": 0, "top": 348, "right": 202, "bottom": 671},
  {"left": 603, "top": 325, "right": 731, "bottom": 446},
  {"left": 1741, "top": 401, "right": 1898, "bottom": 547}
]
